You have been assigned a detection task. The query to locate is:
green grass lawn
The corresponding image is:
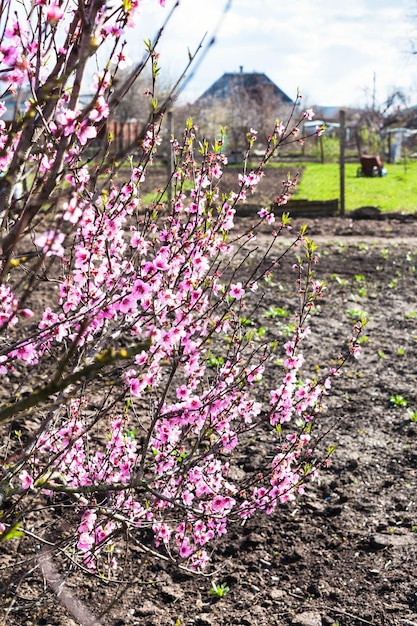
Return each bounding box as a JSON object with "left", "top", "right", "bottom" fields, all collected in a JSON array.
[
  {"left": 291, "top": 161, "right": 417, "bottom": 214},
  {"left": 132, "top": 159, "right": 417, "bottom": 214}
]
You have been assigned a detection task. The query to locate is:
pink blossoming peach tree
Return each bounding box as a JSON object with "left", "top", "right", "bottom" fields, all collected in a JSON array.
[{"left": 0, "top": 0, "right": 360, "bottom": 581}]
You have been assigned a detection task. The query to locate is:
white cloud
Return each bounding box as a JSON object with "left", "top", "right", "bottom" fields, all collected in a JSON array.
[{"left": 128, "top": 0, "right": 417, "bottom": 108}]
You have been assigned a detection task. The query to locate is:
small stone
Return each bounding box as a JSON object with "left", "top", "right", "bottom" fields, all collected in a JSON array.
[
  {"left": 269, "top": 587, "right": 285, "bottom": 601},
  {"left": 371, "top": 533, "right": 416, "bottom": 548},
  {"left": 291, "top": 610, "right": 322, "bottom": 626},
  {"left": 194, "top": 614, "right": 215, "bottom": 626},
  {"left": 283, "top": 546, "right": 304, "bottom": 562}
]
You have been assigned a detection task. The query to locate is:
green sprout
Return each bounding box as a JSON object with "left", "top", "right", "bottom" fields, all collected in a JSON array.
[
  {"left": 209, "top": 581, "right": 230, "bottom": 599},
  {"left": 239, "top": 316, "right": 255, "bottom": 327},
  {"left": 330, "top": 273, "right": 349, "bottom": 286},
  {"left": 206, "top": 354, "right": 225, "bottom": 368},
  {"left": 346, "top": 307, "right": 367, "bottom": 322},
  {"left": 389, "top": 394, "right": 409, "bottom": 408},
  {"left": 354, "top": 274, "right": 366, "bottom": 283},
  {"left": 407, "top": 408, "right": 417, "bottom": 422},
  {"left": 263, "top": 306, "right": 289, "bottom": 319}
]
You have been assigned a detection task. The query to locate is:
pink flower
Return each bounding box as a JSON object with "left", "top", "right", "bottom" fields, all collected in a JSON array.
[
  {"left": 311, "top": 280, "right": 324, "bottom": 294},
  {"left": 211, "top": 494, "right": 233, "bottom": 513},
  {"left": 19, "top": 470, "right": 34, "bottom": 490},
  {"left": 176, "top": 384, "right": 190, "bottom": 401},
  {"left": 179, "top": 541, "right": 192, "bottom": 558},
  {"left": 229, "top": 282, "right": 245, "bottom": 300},
  {"left": 182, "top": 491, "right": 194, "bottom": 506},
  {"left": 77, "top": 121, "right": 97, "bottom": 146},
  {"left": 34, "top": 230, "right": 65, "bottom": 258},
  {"left": 350, "top": 343, "right": 361, "bottom": 358},
  {"left": 153, "top": 522, "right": 171, "bottom": 546},
  {"left": 46, "top": 3, "right": 64, "bottom": 22},
  {"left": 134, "top": 351, "right": 148, "bottom": 367},
  {"left": 63, "top": 197, "right": 83, "bottom": 224},
  {"left": 89, "top": 96, "right": 109, "bottom": 122},
  {"left": 132, "top": 167, "right": 145, "bottom": 183},
  {"left": 118, "top": 294, "right": 136, "bottom": 314},
  {"left": 78, "top": 510, "right": 97, "bottom": 533},
  {"left": 286, "top": 433, "right": 297, "bottom": 444},
  {"left": 56, "top": 108, "right": 79, "bottom": 134},
  {"left": 17, "top": 308, "right": 34, "bottom": 318},
  {"left": 275, "top": 121, "right": 285, "bottom": 135},
  {"left": 77, "top": 532, "right": 94, "bottom": 552}
]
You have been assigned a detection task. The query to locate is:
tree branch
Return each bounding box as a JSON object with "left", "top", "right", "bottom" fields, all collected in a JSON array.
[{"left": 0, "top": 341, "right": 150, "bottom": 426}]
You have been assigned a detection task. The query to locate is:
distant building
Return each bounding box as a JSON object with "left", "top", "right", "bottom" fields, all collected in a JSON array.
[
  {"left": 191, "top": 70, "right": 294, "bottom": 159},
  {"left": 386, "top": 127, "right": 417, "bottom": 162},
  {"left": 195, "top": 69, "right": 293, "bottom": 107}
]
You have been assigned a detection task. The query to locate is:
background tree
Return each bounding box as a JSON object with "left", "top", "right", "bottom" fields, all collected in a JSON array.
[{"left": 353, "top": 88, "right": 408, "bottom": 157}]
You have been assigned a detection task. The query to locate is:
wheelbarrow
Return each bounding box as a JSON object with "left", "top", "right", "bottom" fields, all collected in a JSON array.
[{"left": 356, "top": 155, "right": 386, "bottom": 177}]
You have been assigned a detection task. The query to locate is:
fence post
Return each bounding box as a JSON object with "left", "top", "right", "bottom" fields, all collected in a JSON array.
[{"left": 339, "top": 109, "right": 346, "bottom": 216}]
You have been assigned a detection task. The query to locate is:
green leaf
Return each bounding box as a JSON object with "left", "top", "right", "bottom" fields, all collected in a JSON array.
[{"left": 1, "top": 522, "right": 24, "bottom": 542}]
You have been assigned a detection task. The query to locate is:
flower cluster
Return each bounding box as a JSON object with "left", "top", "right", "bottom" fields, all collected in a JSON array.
[{"left": 0, "top": 115, "right": 348, "bottom": 572}]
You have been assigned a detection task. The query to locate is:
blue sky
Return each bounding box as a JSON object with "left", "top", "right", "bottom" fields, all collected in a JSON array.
[{"left": 129, "top": 0, "right": 417, "bottom": 109}]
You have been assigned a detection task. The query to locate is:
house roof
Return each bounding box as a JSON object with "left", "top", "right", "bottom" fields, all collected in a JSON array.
[{"left": 195, "top": 72, "right": 293, "bottom": 105}]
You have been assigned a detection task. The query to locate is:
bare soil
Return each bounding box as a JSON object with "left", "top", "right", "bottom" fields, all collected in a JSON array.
[{"left": 2, "top": 166, "right": 417, "bottom": 626}]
